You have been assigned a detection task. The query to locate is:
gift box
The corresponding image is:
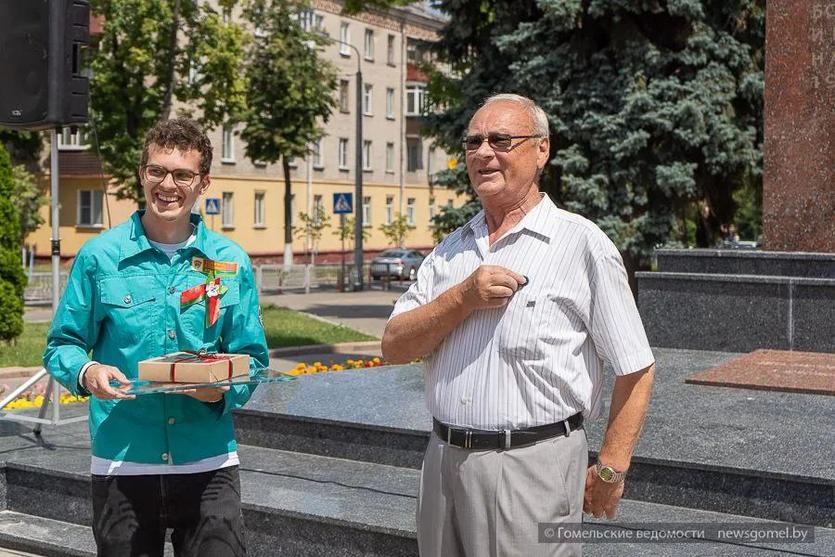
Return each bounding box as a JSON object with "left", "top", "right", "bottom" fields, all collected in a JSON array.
[{"left": 139, "top": 352, "right": 250, "bottom": 383}]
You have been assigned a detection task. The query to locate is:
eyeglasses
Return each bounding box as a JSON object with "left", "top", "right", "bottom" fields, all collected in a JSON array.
[
  {"left": 141, "top": 165, "right": 202, "bottom": 187},
  {"left": 462, "top": 133, "right": 543, "bottom": 153}
]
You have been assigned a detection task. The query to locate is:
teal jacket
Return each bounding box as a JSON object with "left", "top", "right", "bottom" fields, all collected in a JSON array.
[{"left": 44, "top": 212, "right": 269, "bottom": 465}]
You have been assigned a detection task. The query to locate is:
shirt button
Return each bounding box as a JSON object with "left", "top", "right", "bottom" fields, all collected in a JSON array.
[
  {"left": 167, "top": 330, "right": 176, "bottom": 339},
  {"left": 168, "top": 286, "right": 176, "bottom": 294},
  {"left": 123, "top": 295, "right": 132, "bottom": 305},
  {"left": 168, "top": 417, "right": 176, "bottom": 425},
  {"left": 161, "top": 452, "right": 169, "bottom": 462}
]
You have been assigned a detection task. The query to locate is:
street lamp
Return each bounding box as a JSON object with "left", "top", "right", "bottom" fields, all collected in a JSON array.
[{"left": 317, "top": 34, "right": 364, "bottom": 290}]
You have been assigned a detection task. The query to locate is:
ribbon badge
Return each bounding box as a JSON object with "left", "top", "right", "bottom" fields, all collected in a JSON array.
[{"left": 180, "top": 257, "right": 238, "bottom": 327}]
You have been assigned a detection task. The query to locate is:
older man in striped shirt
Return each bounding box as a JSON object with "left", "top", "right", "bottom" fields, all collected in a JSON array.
[{"left": 382, "top": 94, "right": 656, "bottom": 557}]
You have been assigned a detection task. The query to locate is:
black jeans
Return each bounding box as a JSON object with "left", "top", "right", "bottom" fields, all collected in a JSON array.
[{"left": 91, "top": 466, "right": 245, "bottom": 557}]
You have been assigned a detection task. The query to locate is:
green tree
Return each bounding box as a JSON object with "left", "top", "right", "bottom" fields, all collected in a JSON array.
[
  {"left": 240, "top": 0, "right": 338, "bottom": 266},
  {"left": 0, "top": 129, "right": 42, "bottom": 169},
  {"left": 333, "top": 215, "right": 370, "bottom": 246},
  {"left": 379, "top": 214, "right": 411, "bottom": 247},
  {"left": 294, "top": 205, "right": 332, "bottom": 257},
  {"left": 89, "top": 0, "right": 247, "bottom": 200},
  {"left": 429, "top": 160, "right": 480, "bottom": 242},
  {"left": 365, "top": 0, "right": 764, "bottom": 266},
  {"left": 12, "top": 165, "right": 46, "bottom": 243},
  {"left": 0, "top": 145, "right": 26, "bottom": 341}
]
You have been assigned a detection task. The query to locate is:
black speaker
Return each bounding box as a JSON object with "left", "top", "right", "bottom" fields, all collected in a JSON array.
[{"left": 0, "top": 0, "right": 90, "bottom": 130}]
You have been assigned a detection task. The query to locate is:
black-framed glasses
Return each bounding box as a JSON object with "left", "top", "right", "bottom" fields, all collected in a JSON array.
[
  {"left": 462, "top": 133, "right": 543, "bottom": 153},
  {"left": 141, "top": 164, "right": 202, "bottom": 187}
]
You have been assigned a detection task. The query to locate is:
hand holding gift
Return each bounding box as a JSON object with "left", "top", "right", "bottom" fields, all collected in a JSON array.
[{"left": 84, "top": 364, "right": 135, "bottom": 400}]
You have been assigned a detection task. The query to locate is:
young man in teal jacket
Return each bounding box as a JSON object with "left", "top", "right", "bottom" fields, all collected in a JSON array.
[{"left": 44, "top": 118, "right": 269, "bottom": 556}]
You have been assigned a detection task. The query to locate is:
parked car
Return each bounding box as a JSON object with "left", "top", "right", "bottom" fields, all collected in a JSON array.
[{"left": 370, "top": 249, "right": 425, "bottom": 281}]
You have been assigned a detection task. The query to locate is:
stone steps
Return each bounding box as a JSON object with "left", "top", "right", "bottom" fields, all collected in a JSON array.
[
  {"left": 2, "top": 447, "right": 834, "bottom": 557},
  {"left": 235, "top": 359, "right": 835, "bottom": 528}
]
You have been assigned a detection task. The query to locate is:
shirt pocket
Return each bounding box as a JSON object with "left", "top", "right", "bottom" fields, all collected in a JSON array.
[
  {"left": 497, "top": 292, "right": 554, "bottom": 362},
  {"left": 98, "top": 278, "right": 160, "bottom": 345},
  {"left": 179, "top": 278, "right": 241, "bottom": 339}
]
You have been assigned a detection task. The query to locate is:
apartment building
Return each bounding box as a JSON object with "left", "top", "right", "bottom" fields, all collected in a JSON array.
[{"left": 24, "top": 1, "right": 462, "bottom": 263}]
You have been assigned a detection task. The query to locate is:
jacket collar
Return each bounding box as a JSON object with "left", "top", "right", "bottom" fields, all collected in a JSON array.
[{"left": 119, "top": 211, "right": 218, "bottom": 262}]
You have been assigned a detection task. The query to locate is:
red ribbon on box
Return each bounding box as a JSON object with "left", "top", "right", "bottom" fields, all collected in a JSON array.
[{"left": 168, "top": 350, "right": 234, "bottom": 383}]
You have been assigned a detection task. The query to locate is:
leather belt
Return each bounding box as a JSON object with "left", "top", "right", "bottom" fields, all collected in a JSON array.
[{"left": 432, "top": 413, "right": 584, "bottom": 450}]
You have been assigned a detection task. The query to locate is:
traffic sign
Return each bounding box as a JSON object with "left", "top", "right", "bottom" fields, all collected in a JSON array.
[
  {"left": 205, "top": 198, "right": 221, "bottom": 215},
  {"left": 333, "top": 192, "right": 353, "bottom": 214}
]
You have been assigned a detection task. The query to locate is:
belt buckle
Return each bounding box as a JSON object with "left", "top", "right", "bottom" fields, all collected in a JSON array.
[
  {"left": 504, "top": 429, "right": 511, "bottom": 450},
  {"left": 465, "top": 430, "right": 471, "bottom": 449},
  {"left": 446, "top": 426, "right": 452, "bottom": 445},
  {"left": 563, "top": 418, "right": 571, "bottom": 436}
]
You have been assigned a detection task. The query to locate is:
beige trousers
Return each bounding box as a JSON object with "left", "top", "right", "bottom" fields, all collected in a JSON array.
[{"left": 417, "top": 428, "right": 587, "bottom": 557}]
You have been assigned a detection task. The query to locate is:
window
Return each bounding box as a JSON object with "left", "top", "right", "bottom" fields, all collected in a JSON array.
[
  {"left": 363, "top": 83, "right": 373, "bottom": 115},
  {"left": 385, "top": 142, "right": 395, "bottom": 173},
  {"left": 364, "top": 29, "right": 374, "bottom": 60},
  {"left": 221, "top": 125, "right": 235, "bottom": 162},
  {"left": 254, "top": 191, "right": 265, "bottom": 227},
  {"left": 407, "top": 39, "right": 430, "bottom": 64},
  {"left": 313, "top": 194, "right": 323, "bottom": 225},
  {"left": 338, "top": 138, "right": 349, "bottom": 169},
  {"left": 429, "top": 196, "right": 436, "bottom": 222},
  {"left": 222, "top": 192, "right": 234, "bottom": 228},
  {"left": 406, "top": 137, "right": 423, "bottom": 171},
  {"left": 387, "top": 34, "right": 396, "bottom": 65},
  {"left": 312, "top": 138, "right": 324, "bottom": 168},
  {"left": 362, "top": 140, "right": 372, "bottom": 171},
  {"left": 386, "top": 88, "right": 395, "bottom": 119},
  {"left": 339, "top": 79, "right": 350, "bottom": 113},
  {"left": 406, "top": 198, "right": 416, "bottom": 226},
  {"left": 299, "top": 9, "right": 323, "bottom": 31},
  {"left": 58, "top": 127, "right": 89, "bottom": 150},
  {"left": 385, "top": 195, "right": 394, "bottom": 224},
  {"left": 188, "top": 60, "right": 201, "bottom": 85},
  {"left": 362, "top": 195, "right": 372, "bottom": 227},
  {"left": 77, "top": 190, "right": 103, "bottom": 226},
  {"left": 339, "top": 23, "right": 350, "bottom": 56},
  {"left": 428, "top": 145, "right": 436, "bottom": 183},
  {"left": 405, "top": 85, "right": 426, "bottom": 116},
  {"left": 447, "top": 199, "right": 454, "bottom": 208}
]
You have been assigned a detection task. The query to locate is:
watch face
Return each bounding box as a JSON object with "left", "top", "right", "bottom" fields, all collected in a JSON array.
[{"left": 598, "top": 466, "right": 614, "bottom": 482}]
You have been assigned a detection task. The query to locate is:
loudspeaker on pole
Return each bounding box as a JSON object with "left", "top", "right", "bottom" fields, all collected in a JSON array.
[{"left": 0, "top": 0, "right": 90, "bottom": 130}]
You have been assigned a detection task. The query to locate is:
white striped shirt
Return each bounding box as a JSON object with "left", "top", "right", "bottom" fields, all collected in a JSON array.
[{"left": 390, "top": 194, "right": 654, "bottom": 430}]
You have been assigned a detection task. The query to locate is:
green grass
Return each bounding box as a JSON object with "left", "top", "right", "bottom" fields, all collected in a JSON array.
[
  {"left": 0, "top": 322, "right": 50, "bottom": 368},
  {"left": 0, "top": 305, "right": 375, "bottom": 368},
  {"left": 261, "top": 305, "right": 375, "bottom": 348}
]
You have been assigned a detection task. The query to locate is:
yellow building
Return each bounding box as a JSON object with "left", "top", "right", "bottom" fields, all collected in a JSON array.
[{"left": 25, "top": 1, "right": 465, "bottom": 264}]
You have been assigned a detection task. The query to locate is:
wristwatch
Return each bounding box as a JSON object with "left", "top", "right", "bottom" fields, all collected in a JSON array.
[{"left": 595, "top": 463, "right": 627, "bottom": 484}]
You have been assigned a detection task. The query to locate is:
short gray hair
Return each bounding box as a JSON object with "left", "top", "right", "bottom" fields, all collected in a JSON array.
[{"left": 477, "top": 94, "right": 550, "bottom": 138}]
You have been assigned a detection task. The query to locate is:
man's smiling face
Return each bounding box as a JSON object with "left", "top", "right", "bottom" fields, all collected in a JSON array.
[
  {"left": 140, "top": 144, "right": 207, "bottom": 224},
  {"left": 465, "top": 101, "right": 549, "bottom": 206}
]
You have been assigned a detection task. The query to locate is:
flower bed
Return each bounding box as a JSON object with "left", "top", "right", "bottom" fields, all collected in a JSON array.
[
  {"left": 3, "top": 393, "right": 88, "bottom": 410},
  {"left": 284, "top": 356, "right": 386, "bottom": 376}
]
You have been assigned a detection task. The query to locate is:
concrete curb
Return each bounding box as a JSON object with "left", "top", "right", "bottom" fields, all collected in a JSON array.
[
  {"left": 269, "top": 341, "right": 381, "bottom": 358},
  {"left": 0, "top": 367, "right": 43, "bottom": 379}
]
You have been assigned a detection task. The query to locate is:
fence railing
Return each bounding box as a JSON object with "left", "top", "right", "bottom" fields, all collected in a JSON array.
[
  {"left": 23, "top": 272, "right": 69, "bottom": 305},
  {"left": 22, "top": 263, "right": 411, "bottom": 305}
]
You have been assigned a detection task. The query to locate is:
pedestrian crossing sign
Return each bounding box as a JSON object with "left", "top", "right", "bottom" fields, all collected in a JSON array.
[
  {"left": 205, "top": 198, "right": 222, "bottom": 215},
  {"left": 333, "top": 192, "right": 353, "bottom": 214}
]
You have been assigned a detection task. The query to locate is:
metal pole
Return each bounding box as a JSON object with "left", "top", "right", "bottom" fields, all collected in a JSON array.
[
  {"left": 354, "top": 62, "right": 364, "bottom": 291},
  {"left": 43, "top": 128, "right": 63, "bottom": 430}
]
